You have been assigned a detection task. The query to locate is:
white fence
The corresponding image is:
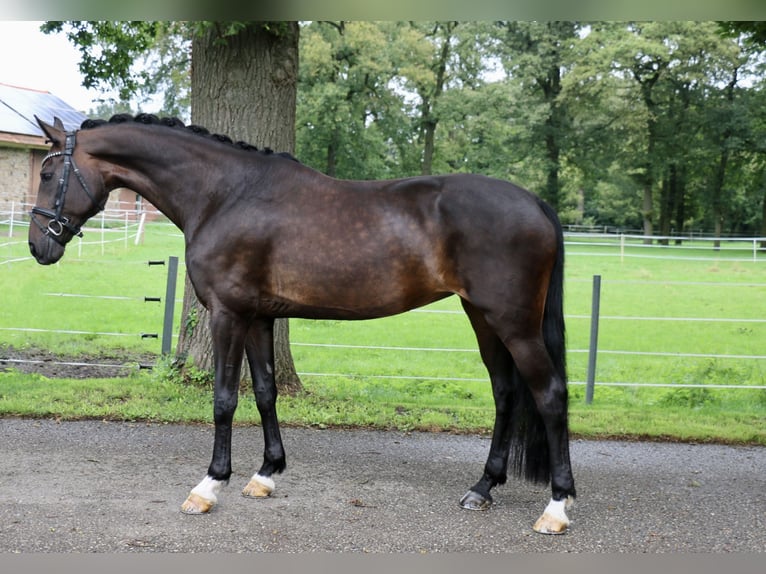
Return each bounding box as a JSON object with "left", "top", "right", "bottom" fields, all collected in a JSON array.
[
  {"left": 564, "top": 231, "right": 766, "bottom": 262},
  {"left": 1, "top": 201, "right": 148, "bottom": 265}
]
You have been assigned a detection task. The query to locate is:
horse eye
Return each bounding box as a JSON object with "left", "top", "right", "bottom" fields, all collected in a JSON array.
[{"left": 40, "top": 173, "right": 53, "bottom": 182}]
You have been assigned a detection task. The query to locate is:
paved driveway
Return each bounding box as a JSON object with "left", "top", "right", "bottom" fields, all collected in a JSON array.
[{"left": 0, "top": 418, "right": 763, "bottom": 552}]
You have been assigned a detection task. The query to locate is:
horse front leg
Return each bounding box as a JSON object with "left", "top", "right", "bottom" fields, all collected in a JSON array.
[
  {"left": 181, "top": 310, "right": 247, "bottom": 514},
  {"left": 241, "top": 317, "right": 286, "bottom": 499}
]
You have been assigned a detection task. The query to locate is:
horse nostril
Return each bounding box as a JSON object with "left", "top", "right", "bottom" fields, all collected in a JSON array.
[{"left": 29, "top": 242, "right": 37, "bottom": 259}]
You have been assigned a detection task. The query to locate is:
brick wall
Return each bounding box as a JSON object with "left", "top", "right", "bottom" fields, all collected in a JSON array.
[
  {"left": 0, "top": 146, "right": 162, "bottom": 221},
  {"left": 0, "top": 146, "right": 31, "bottom": 209}
]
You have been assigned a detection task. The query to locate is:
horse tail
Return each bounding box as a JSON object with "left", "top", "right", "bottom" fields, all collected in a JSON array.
[
  {"left": 539, "top": 197, "right": 567, "bottom": 389},
  {"left": 508, "top": 197, "right": 567, "bottom": 485}
]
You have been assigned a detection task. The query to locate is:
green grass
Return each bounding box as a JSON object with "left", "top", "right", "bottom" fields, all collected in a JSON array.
[
  {"left": 1, "top": 221, "right": 185, "bottom": 354},
  {"left": 1, "top": 222, "right": 765, "bottom": 444},
  {"left": 2, "top": 367, "right": 764, "bottom": 444}
]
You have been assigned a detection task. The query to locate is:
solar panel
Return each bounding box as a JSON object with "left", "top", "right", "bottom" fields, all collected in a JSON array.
[{"left": 0, "top": 83, "right": 87, "bottom": 137}]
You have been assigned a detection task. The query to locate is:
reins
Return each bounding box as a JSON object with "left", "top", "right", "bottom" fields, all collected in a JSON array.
[{"left": 30, "top": 131, "right": 105, "bottom": 245}]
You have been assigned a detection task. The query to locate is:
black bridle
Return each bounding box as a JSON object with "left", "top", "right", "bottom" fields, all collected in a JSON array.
[{"left": 30, "top": 131, "right": 105, "bottom": 246}]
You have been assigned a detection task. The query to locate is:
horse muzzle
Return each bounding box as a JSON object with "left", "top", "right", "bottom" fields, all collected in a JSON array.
[{"left": 29, "top": 234, "right": 65, "bottom": 265}]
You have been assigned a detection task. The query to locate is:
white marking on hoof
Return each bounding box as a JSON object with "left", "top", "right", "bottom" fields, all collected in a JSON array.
[
  {"left": 532, "top": 496, "right": 573, "bottom": 535},
  {"left": 181, "top": 475, "right": 225, "bottom": 514},
  {"left": 242, "top": 473, "right": 275, "bottom": 499}
]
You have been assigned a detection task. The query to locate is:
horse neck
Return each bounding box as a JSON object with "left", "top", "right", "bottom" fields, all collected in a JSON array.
[{"left": 82, "top": 124, "right": 242, "bottom": 233}]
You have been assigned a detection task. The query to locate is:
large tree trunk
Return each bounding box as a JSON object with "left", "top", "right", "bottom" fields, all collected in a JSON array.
[{"left": 176, "top": 22, "right": 302, "bottom": 395}]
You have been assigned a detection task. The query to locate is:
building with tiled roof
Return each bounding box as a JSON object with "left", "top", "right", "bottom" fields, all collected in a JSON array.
[
  {"left": 0, "top": 82, "right": 158, "bottom": 219},
  {"left": 0, "top": 82, "right": 86, "bottom": 209}
]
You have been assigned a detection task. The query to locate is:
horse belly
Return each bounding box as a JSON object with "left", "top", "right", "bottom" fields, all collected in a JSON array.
[{"left": 264, "top": 249, "right": 451, "bottom": 320}]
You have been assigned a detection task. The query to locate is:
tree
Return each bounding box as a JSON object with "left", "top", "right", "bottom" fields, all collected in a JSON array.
[
  {"left": 42, "top": 21, "right": 191, "bottom": 115},
  {"left": 297, "top": 21, "right": 407, "bottom": 179},
  {"left": 570, "top": 22, "right": 753, "bottom": 240},
  {"left": 43, "top": 21, "right": 302, "bottom": 394},
  {"left": 61, "top": 20, "right": 766, "bottom": 243},
  {"left": 177, "top": 22, "right": 301, "bottom": 394},
  {"left": 413, "top": 21, "right": 459, "bottom": 176},
  {"left": 718, "top": 21, "right": 766, "bottom": 244},
  {"left": 388, "top": 22, "right": 492, "bottom": 176},
  {"left": 495, "top": 21, "right": 580, "bottom": 212}
]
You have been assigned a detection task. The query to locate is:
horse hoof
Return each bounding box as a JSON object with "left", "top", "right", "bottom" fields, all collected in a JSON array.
[
  {"left": 459, "top": 490, "right": 492, "bottom": 511},
  {"left": 532, "top": 515, "right": 569, "bottom": 535},
  {"left": 242, "top": 474, "right": 275, "bottom": 499},
  {"left": 532, "top": 497, "right": 572, "bottom": 534},
  {"left": 180, "top": 492, "right": 215, "bottom": 514}
]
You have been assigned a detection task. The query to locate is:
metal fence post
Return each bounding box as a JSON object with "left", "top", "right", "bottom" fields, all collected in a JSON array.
[
  {"left": 585, "top": 274, "right": 601, "bottom": 404},
  {"left": 162, "top": 256, "right": 179, "bottom": 355}
]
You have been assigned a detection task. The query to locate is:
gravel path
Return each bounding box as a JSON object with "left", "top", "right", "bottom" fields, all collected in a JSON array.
[{"left": 1, "top": 418, "right": 763, "bottom": 553}]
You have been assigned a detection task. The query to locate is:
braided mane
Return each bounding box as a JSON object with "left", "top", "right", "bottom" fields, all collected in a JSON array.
[{"left": 80, "top": 113, "right": 299, "bottom": 162}]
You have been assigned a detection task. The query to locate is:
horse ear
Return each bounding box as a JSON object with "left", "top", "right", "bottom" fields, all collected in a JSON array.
[{"left": 35, "top": 115, "right": 64, "bottom": 146}]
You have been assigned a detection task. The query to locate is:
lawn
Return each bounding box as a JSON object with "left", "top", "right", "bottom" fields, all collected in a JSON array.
[{"left": 1, "top": 221, "right": 764, "bottom": 444}]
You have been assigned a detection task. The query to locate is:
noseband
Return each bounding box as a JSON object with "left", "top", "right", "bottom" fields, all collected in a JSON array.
[{"left": 30, "top": 131, "right": 105, "bottom": 246}]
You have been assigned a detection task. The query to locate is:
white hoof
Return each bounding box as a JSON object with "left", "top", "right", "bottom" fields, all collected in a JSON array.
[
  {"left": 532, "top": 496, "right": 573, "bottom": 534},
  {"left": 242, "top": 473, "right": 275, "bottom": 499},
  {"left": 181, "top": 475, "right": 225, "bottom": 514}
]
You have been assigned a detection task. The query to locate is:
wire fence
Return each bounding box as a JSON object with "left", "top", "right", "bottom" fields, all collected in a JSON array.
[
  {"left": 295, "top": 233, "right": 766, "bottom": 394},
  {"left": 2, "top": 214, "right": 765, "bottom": 394},
  {"left": 288, "top": 313, "right": 766, "bottom": 391}
]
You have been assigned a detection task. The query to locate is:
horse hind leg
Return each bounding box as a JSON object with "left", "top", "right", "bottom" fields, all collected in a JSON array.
[
  {"left": 460, "top": 300, "right": 575, "bottom": 534},
  {"left": 504, "top": 335, "right": 575, "bottom": 534},
  {"left": 458, "top": 300, "right": 520, "bottom": 511}
]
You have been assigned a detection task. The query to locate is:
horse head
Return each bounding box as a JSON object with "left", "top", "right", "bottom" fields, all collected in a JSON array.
[{"left": 28, "top": 116, "right": 107, "bottom": 265}]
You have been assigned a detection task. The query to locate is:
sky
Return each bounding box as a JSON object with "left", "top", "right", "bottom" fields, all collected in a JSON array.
[{"left": 0, "top": 20, "right": 111, "bottom": 113}]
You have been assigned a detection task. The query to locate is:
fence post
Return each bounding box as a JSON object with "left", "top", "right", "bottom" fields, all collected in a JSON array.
[
  {"left": 585, "top": 274, "right": 601, "bottom": 404},
  {"left": 161, "top": 256, "right": 179, "bottom": 355},
  {"left": 620, "top": 233, "right": 625, "bottom": 263},
  {"left": 100, "top": 211, "right": 106, "bottom": 255},
  {"left": 135, "top": 212, "right": 147, "bottom": 246}
]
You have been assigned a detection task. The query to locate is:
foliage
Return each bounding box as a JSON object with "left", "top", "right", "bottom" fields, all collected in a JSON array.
[
  {"left": 42, "top": 20, "right": 766, "bottom": 236},
  {"left": 42, "top": 21, "right": 164, "bottom": 101},
  {"left": 41, "top": 21, "right": 192, "bottom": 115},
  {"left": 39, "top": 21, "right": 284, "bottom": 118},
  {"left": 152, "top": 354, "right": 213, "bottom": 389}
]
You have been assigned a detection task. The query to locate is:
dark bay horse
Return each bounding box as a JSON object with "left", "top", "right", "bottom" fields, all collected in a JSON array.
[{"left": 28, "top": 114, "right": 575, "bottom": 534}]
